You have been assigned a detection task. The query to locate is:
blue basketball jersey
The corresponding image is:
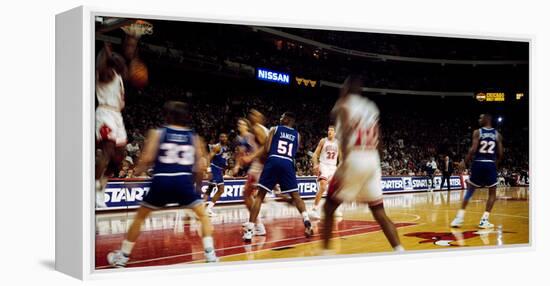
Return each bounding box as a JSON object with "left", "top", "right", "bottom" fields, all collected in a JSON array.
[
  {"left": 210, "top": 144, "right": 229, "bottom": 169},
  {"left": 474, "top": 127, "right": 498, "bottom": 162},
  {"left": 152, "top": 126, "right": 196, "bottom": 175},
  {"left": 268, "top": 125, "right": 298, "bottom": 161}
]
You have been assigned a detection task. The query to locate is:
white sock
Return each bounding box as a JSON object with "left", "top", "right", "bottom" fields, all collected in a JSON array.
[
  {"left": 481, "top": 211, "right": 490, "bottom": 220},
  {"left": 203, "top": 236, "right": 214, "bottom": 251},
  {"left": 393, "top": 245, "right": 405, "bottom": 252},
  {"left": 207, "top": 202, "right": 214, "bottom": 209},
  {"left": 245, "top": 222, "right": 254, "bottom": 230},
  {"left": 121, "top": 240, "right": 135, "bottom": 256},
  {"left": 302, "top": 211, "right": 310, "bottom": 221},
  {"left": 256, "top": 216, "right": 262, "bottom": 224},
  {"left": 457, "top": 209, "right": 465, "bottom": 218}
]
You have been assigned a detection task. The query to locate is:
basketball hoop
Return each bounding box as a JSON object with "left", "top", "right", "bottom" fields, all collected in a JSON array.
[{"left": 121, "top": 20, "right": 154, "bottom": 38}]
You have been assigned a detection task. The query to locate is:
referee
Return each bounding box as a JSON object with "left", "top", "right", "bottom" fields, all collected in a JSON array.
[{"left": 440, "top": 155, "right": 453, "bottom": 191}]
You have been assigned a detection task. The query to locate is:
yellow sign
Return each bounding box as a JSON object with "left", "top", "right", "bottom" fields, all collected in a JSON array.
[
  {"left": 476, "top": 92, "right": 505, "bottom": 102},
  {"left": 295, "top": 77, "right": 317, "bottom": 88},
  {"left": 516, "top": 93, "right": 524, "bottom": 100}
]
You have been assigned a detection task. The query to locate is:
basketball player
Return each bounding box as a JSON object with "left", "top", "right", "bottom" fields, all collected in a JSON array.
[
  {"left": 322, "top": 76, "right": 404, "bottom": 252},
  {"left": 203, "top": 133, "right": 230, "bottom": 216},
  {"left": 107, "top": 102, "right": 218, "bottom": 267},
  {"left": 95, "top": 20, "right": 151, "bottom": 208},
  {"left": 95, "top": 42, "right": 128, "bottom": 208},
  {"left": 310, "top": 126, "right": 342, "bottom": 219},
  {"left": 242, "top": 112, "right": 314, "bottom": 242},
  {"left": 450, "top": 114, "right": 503, "bottom": 229}
]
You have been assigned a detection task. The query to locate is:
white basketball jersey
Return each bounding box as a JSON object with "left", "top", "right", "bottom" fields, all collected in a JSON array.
[
  {"left": 96, "top": 70, "right": 125, "bottom": 111},
  {"left": 335, "top": 94, "right": 380, "bottom": 151},
  {"left": 320, "top": 138, "right": 339, "bottom": 166}
]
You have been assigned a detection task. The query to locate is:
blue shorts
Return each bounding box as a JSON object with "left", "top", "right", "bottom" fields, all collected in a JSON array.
[
  {"left": 257, "top": 157, "right": 298, "bottom": 193},
  {"left": 142, "top": 174, "right": 202, "bottom": 209},
  {"left": 209, "top": 165, "right": 224, "bottom": 185},
  {"left": 467, "top": 161, "right": 497, "bottom": 188}
]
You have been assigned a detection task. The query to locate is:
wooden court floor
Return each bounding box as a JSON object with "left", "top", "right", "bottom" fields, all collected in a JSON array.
[{"left": 95, "top": 187, "right": 529, "bottom": 269}]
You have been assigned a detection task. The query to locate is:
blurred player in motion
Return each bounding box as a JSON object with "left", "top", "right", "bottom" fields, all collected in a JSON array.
[
  {"left": 203, "top": 133, "right": 230, "bottom": 216},
  {"left": 242, "top": 112, "right": 314, "bottom": 242},
  {"left": 322, "top": 76, "right": 404, "bottom": 252},
  {"left": 310, "top": 126, "right": 342, "bottom": 219},
  {"left": 451, "top": 114, "right": 503, "bottom": 229},
  {"left": 107, "top": 101, "right": 218, "bottom": 267},
  {"left": 95, "top": 20, "right": 151, "bottom": 208},
  {"left": 234, "top": 116, "right": 266, "bottom": 236}
]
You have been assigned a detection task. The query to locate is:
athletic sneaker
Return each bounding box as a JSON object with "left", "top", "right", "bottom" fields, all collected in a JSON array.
[
  {"left": 204, "top": 248, "right": 219, "bottom": 263},
  {"left": 107, "top": 250, "right": 129, "bottom": 268},
  {"left": 478, "top": 219, "right": 494, "bottom": 229},
  {"left": 96, "top": 190, "right": 107, "bottom": 209},
  {"left": 242, "top": 223, "right": 254, "bottom": 243},
  {"left": 304, "top": 220, "right": 314, "bottom": 238},
  {"left": 207, "top": 206, "right": 217, "bottom": 217},
  {"left": 309, "top": 208, "right": 321, "bottom": 220},
  {"left": 96, "top": 180, "right": 107, "bottom": 209},
  {"left": 450, "top": 216, "right": 464, "bottom": 228},
  {"left": 254, "top": 223, "right": 266, "bottom": 236}
]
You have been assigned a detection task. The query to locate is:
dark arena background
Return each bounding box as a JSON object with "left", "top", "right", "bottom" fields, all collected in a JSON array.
[{"left": 94, "top": 17, "right": 529, "bottom": 269}]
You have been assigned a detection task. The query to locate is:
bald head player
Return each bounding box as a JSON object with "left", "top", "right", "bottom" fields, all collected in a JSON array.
[{"left": 451, "top": 113, "right": 503, "bottom": 229}]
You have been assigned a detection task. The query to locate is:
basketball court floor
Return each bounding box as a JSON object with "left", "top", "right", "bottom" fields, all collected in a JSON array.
[{"left": 95, "top": 187, "right": 529, "bottom": 269}]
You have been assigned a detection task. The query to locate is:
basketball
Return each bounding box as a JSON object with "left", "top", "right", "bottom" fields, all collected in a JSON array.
[{"left": 128, "top": 58, "right": 149, "bottom": 89}]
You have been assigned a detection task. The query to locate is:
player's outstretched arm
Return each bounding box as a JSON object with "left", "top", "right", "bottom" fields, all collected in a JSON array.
[
  {"left": 134, "top": 129, "right": 161, "bottom": 175},
  {"left": 465, "top": 129, "right": 480, "bottom": 165}
]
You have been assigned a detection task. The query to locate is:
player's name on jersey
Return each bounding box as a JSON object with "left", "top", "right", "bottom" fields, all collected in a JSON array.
[
  {"left": 480, "top": 132, "right": 497, "bottom": 140},
  {"left": 280, "top": 132, "right": 296, "bottom": 141}
]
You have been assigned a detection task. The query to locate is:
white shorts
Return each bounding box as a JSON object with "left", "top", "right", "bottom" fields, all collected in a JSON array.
[
  {"left": 318, "top": 163, "right": 337, "bottom": 181},
  {"left": 332, "top": 149, "right": 383, "bottom": 206},
  {"left": 247, "top": 160, "right": 264, "bottom": 183},
  {"left": 95, "top": 107, "right": 127, "bottom": 147}
]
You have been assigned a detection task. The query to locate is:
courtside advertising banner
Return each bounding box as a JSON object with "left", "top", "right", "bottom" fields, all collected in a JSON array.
[{"left": 99, "top": 175, "right": 465, "bottom": 210}]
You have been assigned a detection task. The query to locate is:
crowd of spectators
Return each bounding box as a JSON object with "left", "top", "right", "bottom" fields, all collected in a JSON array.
[{"left": 108, "top": 84, "right": 529, "bottom": 182}]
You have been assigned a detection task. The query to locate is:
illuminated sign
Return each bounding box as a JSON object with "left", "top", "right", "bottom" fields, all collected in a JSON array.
[
  {"left": 516, "top": 93, "right": 524, "bottom": 100},
  {"left": 476, "top": 92, "right": 505, "bottom": 102},
  {"left": 295, "top": 77, "right": 318, "bottom": 87},
  {"left": 257, "top": 68, "right": 290, "bottom": 85}
]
